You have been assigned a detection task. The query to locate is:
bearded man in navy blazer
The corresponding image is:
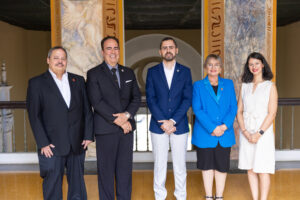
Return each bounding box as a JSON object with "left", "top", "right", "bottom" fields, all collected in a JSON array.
[
  {"left": 87, "top": 36, "right": 141, "bottom": 200},
  {"left": 146, "top": 37, "right": 193, "bottom": 200},
  {"left": 27, "top": 46, "right": 94, "bottom": 200}
]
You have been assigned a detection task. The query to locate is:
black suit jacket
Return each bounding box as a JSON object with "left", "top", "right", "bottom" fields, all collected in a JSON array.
[
  {"left": 26, "top": 71, "right": 94, "bottom": 156},
  {"left": 86, "top": 62, "right": 141, "bottom": 135}
]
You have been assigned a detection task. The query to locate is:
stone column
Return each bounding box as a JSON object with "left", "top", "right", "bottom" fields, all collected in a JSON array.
[
  {"left": 50, "top": 0, "right": 125, "bottom": 157},
  {"left": 202, "top": 0, "right": 277, "bottom": 159},
  {"left": 0, "top": 61, "right": 14, "bottom": 152}
]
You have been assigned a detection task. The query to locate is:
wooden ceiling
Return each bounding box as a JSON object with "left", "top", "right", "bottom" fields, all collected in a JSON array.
[{"left": 0, "top": 0, "right": 299, "bottom": 31}]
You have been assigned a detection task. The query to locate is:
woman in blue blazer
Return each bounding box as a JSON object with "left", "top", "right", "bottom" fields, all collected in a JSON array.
[{"left": 192, "top": 54, "right": 237, "bottom": 200}]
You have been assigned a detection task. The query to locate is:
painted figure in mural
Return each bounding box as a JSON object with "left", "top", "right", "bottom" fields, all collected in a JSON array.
[
  {"left": 237, "top": 52, "right": 277, "bottom": 200},
  {"left": 26, "top": 46, "right": 94, "bottom": 200},
  {"left": 192, "top": 54, "right": 237, "bottom": 200},
  {"left": 62, "top": 0, "right": 103, "bottom": 73},
  {"left": 146, "top": 37, "right": 193, "bottom": 200},
  {"left": 86, "top": 36, "right": 141, "bottom": 200}
]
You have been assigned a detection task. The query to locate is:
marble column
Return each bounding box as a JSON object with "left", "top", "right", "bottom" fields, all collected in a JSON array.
[
  {"left": 0, "top": 62, "right": 14, "bottom": 152},
  {"left": 203, "top": 0, "right": 277, "bottom": 159},
  {"left": 50, "top": 0, "right": 125, "bottom": 157}
]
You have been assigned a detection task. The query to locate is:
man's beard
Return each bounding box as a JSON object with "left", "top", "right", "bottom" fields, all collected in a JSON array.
[{"left": 162, "top": 52, "right": 176, "bottom": 62}]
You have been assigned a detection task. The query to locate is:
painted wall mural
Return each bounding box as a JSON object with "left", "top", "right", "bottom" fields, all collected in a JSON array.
[
  {"left": 61, "top": 0, "right": 103, "bottom": 76},
  {"left": 51, "top": 0, "right": 124, "bottom": 157},
  {"left": 51, "top": 0, "right": 124, "bottom": 77},
  {"left": 203, "top": 0, "right": 276, "bottom": 159}
]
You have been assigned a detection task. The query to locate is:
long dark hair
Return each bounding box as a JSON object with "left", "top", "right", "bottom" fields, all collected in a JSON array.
[{"left": 241, "top": 52, "right": 273, "bottom": 83}]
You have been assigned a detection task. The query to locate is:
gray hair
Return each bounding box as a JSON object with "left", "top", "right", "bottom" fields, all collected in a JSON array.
[
  {"left": 47, "top": 46, "right": 68, "bottom": 58},
  {"left": 204, "top": 54, "right": 222, "bottom": 68}
]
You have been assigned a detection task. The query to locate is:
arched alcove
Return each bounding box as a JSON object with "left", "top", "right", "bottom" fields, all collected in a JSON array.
[{"left": 125, "top": 34, "right": 202, "bottom": 95}]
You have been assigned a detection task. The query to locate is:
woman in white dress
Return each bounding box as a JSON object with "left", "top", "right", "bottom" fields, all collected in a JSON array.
[{"left": 237, "top": 52, "right": 278, "bottom": 200}]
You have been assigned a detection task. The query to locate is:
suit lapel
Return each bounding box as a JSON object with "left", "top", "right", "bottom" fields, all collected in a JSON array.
[
  {"left": 169, "top": 63, "right": 180, "bottom": 92},
  {"left": 44, "top": 71, "right": 69, "bottom": 108},
  {"left": 216, "top": 77, "right": 224, "bottom": 103},
  {"left": 158, "top": 63, "right": 170, "bottom": 91},
  {"left": 203, "top": 76, "right": 219, "bottom": 104},
  {"left": 68, "top": 73, "right": 76, "bottom": 110},
  {"left": 102, "top": 62, "right": 120, "bottom": 90},
  {"left": 119, "top": 65, "right": 125, "bottom": 89}
]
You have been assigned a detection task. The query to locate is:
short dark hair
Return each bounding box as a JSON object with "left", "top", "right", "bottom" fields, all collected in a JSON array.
[
  {"left": 101, "top": 36, "right": 119, "bottom": 50},
  {"left": 241, "top": 52, "right": 273, "bottom": 83},
  {"left": 47, "top": 46, "right": 67, "bottom": 58},
  {"left": 160, "top": 37, "right": 177, "bottom": 49},
  {"left": 204, "top": 54, "right": 222, "bottom": 68}
]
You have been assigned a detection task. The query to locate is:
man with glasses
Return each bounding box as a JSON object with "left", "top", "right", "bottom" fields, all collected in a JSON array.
[
  {"left": 146, "top": 37, "right": 193, "bottom": 200},
  {"left": 27, "top": 46, "right": 93, "bottom": 200},
  {"left": 87, "top": 36, "right": 141, "bottom": 200}
]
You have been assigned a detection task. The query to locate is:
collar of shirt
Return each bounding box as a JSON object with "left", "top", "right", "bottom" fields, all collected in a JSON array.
[
  {"left": 106, "top": 62, "right": 121, "bottom": 87},
  {"left": 106, "top": 62, "right": 119, "bottom": 73},
  {"left": 48, "top": 69, "right": 68, "bottom": 81},
  {"left": 162, "top": 62, "right": 176, "bottom": 72},
  {"left": 48, "top": 69, "right": 71, "bottom": 108},
  {"left": 162, "top": 62, "right": 176, "bottom": 89}
]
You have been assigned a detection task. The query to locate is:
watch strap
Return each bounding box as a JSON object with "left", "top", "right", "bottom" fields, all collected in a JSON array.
[{"left": 259, "top": 129, "right": 264, "bottom": 135}]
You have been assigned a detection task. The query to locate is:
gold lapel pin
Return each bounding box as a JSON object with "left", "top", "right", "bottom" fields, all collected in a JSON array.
[
  {"left": 72, "top": 78, "right": 76, "bottom": 82},
  {"left": 221, "top": 88, "right": 223, "bottom": 91}
]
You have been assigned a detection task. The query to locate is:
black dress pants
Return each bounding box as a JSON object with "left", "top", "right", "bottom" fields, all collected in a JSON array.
[
  {"left": 96, "top": 132, "right": 133, "bottom": 200},
  {"left": 38, "top": 151, "right": 87, "bottom": 200}
]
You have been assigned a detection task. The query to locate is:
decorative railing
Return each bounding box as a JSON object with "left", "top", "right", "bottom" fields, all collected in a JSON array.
[
  {"left": 0, "top": 98, "right": 299, "bottom": 153},
  {"left": 276, "top": 98, "right": 300, "bottom": 150},
  {"left": 133, "top": 97, "right": 194, "bottom": 151}
]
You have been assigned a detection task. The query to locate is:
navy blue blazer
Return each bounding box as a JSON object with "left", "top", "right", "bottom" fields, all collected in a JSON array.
[
  {"left": 146, "top": 62, "right": 193, "bottom": 134},
  {"left": 192, "top": 76, "right": 237, "bottom": 148}
]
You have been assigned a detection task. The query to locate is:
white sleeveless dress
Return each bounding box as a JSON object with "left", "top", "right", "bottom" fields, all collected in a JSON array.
[{"left": 238, "top": 81, "right": 275, "bottom": 174}]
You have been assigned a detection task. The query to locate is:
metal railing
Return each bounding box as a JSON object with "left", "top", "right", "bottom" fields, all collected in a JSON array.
[
  {"left": 276, "top": 98, "right": 300, "bottom": 150},
  {"left": 0, "top": 98, "right": 299, "bottom": 153},
  {"left": 133, "top": 98, "right": 194, "bottom": 151}
]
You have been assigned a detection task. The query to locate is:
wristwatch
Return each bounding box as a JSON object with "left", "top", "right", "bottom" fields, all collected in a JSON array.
[
  {"left": 259, "top": 130, "right": 264, "bottom": 135},
  {"left": 125, "top": 112, "right": 131, "bottom": 119}
]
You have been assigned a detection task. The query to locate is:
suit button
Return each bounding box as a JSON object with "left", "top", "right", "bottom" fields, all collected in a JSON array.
[
  {"left": 169, "top": 98, "right": 171, "bottom": 102},
  {"left": 169, "top": 109, "right": 171, "bottom": 112}
]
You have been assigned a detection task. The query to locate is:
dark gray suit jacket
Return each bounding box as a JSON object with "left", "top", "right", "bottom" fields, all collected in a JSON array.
[{"left": 86, "top": 62, "right": 141, "bottom": 135}]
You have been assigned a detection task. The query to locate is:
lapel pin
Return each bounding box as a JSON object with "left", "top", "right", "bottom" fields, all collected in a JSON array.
[
  {"left": 221, "top": 88, "right": 223, "bottom": 91},
  {"left": 72, "top": 78, "right": 76, "bottom": 82},
  {"left": 121, "top": 69, "right": 124, "bottom": 72},
  {"left": 177, "top": 69, "right": 180, "bottom": 72}
]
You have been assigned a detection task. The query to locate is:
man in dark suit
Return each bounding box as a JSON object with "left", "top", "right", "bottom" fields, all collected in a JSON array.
[
  {"left": 27, "top": 46, "right": 93, "bottom": 200},
  {"left": 87, "top": 36, "right": 141, "bottom": 200},
  {"left": 146, "top": 37, "right": 192, "bottom": 200}
]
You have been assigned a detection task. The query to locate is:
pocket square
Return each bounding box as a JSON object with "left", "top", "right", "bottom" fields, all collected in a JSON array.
[{"left": 125, "top": 80, "right": 132, "bottom": 83}]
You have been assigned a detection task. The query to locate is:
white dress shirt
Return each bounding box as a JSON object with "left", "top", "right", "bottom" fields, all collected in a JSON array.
[
  {"left": 163, "top": 62, "right": 176, "bottom": 124},
  {"left": 163, "top": 62, "right": 176, "bottom": 89},
  {"left": 49, "top": 69, "right": 71, "bottom": 108}
]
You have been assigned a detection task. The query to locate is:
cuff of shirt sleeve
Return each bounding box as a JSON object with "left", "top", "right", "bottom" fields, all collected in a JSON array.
[
  {"left": 170, "top": 118, "right": 176, "bottom": 125},
  {"left": 125, "top": 111, "right": 131, "bottom": 119}
]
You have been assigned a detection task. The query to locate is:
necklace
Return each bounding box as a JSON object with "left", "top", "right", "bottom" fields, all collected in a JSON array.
[
  {"left": 208, "top": 76, "right": 218, "bottom": 86},
  {"left": 210, "top": 81, "right": 218, "bottom": 86}
]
